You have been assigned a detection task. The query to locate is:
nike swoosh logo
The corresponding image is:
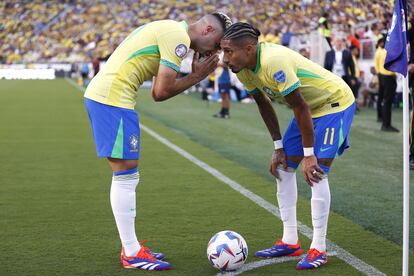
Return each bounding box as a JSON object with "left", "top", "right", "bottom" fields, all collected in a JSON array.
[{"left": 320, "top": 147, "right": 332, "bottom": 152}]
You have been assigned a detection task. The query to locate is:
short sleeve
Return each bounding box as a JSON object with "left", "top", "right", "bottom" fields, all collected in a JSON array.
[
  {"left": 158, "top": 31, "right": 190, "bottom": 72},
  {"left": 266, "top": 57, "right": 301, "bottom": 97},
  {"left": 236, "top": 71, "right": 259, "bottom": 94}
]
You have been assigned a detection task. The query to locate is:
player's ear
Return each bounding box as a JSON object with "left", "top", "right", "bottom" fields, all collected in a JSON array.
[
  {"left": 204, "top": 25, "right": 214, "bottom": 35},
  {"left": 245, "top": 43, "right": 254, "bottom": 55}
]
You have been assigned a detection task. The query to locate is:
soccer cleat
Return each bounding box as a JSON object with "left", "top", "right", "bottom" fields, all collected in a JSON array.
[
  {"left": 213, "top": 113, "right": 230, "bottom": 119},
  {"left": 381, "top": 125, "right": 400, "bottom": 132},
  {"left": 140, "top": 240, "right": 165, "bottom": 260},
  {"left": 148, "top": 250, "right": 165, "bottom": 260},
  {"left": 255, "top": 240, "right": 302, "bottom": 258},
  {"left": 296, "top": 248, "right": 328, "bottom": 270},
  {"left": 120, "top": 246, "right": 171, "bottom": 271}
]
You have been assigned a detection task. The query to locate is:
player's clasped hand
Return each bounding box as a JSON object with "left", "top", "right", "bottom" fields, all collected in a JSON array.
[
  {"left": 192, "top": 52, "right": 219, "bottom": 80},
  {"left": 269, "top": 149, "right": 288, "bottom": 180},
  {"left": 302, "top": 155, "right": 324, "bottom": 186}
]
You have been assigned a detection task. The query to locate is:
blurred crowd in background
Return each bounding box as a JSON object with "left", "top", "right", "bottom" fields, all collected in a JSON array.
[{"left": 0, "top": 0, "right": 405, "bottom": 64}]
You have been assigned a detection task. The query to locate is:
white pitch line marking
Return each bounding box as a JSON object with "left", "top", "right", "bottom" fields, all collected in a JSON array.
[{"left": 216, "top": 251, "right": 337, "bottom": 276}]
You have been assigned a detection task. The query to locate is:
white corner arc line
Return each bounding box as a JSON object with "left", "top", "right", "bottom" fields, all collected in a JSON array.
[
  {"left": 65, "top": 78, "right": 385, "bottom": 276},
  {"left": 140, "top": 124, "right": 385, "bottom": 276},
  {"left": 216, "top": 252, "right": 337, "bottom": 276}
]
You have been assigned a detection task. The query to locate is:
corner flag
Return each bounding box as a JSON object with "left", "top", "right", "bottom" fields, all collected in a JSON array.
[
  {"left": 384, "top": 0, "right": 408, "bottom": 76},
  {"left": 384, "top": 1, "right": 410, "bottom": 275}
]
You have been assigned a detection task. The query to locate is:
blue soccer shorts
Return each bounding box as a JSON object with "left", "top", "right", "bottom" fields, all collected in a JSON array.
[
  {"left": 218, "top": 83, "right": 231, "bottom": 94},
  {"left": 283, "top": 102, "right": 356, "bottom": 160},
  {"left": 84, "top": 98, "right": 140, "bottom": 160}
]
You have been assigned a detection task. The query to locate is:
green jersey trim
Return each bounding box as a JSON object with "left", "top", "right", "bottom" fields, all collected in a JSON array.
[
  {"left": 280, "top": 80, "right": 301, "bottom": 96},
  {"left": 247, "top": 88, "right": 260, "bottom": 95},
  {"left": 127, "top": 45, "right": 160, "bottom": 62},
  {"left": 180, "top": 21, "right": 188, "bottom": 32},
  {"left": 253, "top": 42, "right": 262, "bottom": 74},
  {"left": 296, "top": 68, "right": 323, "bottom": 79},
  {"left": 160, "top": 59, "right": 180, "bottom": 72}
]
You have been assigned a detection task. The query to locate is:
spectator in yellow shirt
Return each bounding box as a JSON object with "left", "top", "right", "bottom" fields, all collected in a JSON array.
[{"left": 374, "top": 36, "right": 398, "bottom": 132}]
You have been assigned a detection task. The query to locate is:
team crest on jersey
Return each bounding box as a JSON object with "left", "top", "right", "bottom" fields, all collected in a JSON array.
[
  {"left": 129, "top": 134, "right": 139, "bottom": 152},
  {"left": 263, "top": 86, "right": 275, "bottom": 97},
  {"left": 175, "top": 44, "right": 188, "bottom": 58},
  {"left": 273, "top": 70, "right": 286, "bottom": 83}
]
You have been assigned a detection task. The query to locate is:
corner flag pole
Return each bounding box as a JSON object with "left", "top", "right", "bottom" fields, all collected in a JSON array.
[
  {"left": 383, "top": 0, "right": 410, "bottom": 274},
  {"left": 402, "top": 72, "right": 410, "bottom": 276}
]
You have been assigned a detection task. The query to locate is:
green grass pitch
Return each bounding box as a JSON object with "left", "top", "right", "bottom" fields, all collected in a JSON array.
[{"left": 0, "top": 79, "right": 413, "bottom": 275}]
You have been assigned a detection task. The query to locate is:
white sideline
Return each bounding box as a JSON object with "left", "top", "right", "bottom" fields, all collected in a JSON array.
[{"left": 66, "top": 78, "right": 385, "bottom": 275}]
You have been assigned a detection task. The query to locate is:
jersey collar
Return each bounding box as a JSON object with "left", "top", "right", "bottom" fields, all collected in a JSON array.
[
  {"left": 180, "top": 21, "right": 189, "bottom": 33},
  {"left": 252, "top": 42, "right": 262, "bottom": 74}
]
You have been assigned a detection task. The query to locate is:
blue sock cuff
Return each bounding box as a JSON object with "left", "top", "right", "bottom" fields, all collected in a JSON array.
[
  {"left": 319, "top": 164, "right": 330, "bottom": 174},
  {"left": 286, "top": 160, "right": 299, "bottom": 170},
  {"left": 113, "top": 167, "right": 138, "bottom": 176}
]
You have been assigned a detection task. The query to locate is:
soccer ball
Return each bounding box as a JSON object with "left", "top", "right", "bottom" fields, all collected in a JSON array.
[{"left": 207, "top": 230, "right": 248, "bottom": 271}]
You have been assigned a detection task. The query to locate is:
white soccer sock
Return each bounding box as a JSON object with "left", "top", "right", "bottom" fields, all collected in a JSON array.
[
  {"left": 310, "top": 176, "right": 331, "bottom": 252},
  {"left": 110, "top": 168, "right": 141, "bottom": 257},
  {"left": 276, "top": 169, "right": 298, "bottom": 245}
]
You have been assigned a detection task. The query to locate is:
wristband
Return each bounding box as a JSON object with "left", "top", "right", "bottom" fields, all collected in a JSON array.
[
  {"left": 303, "top": 147, "right": 314, "bottom": 157},
  {"left": 273, "top": 140, "right": 283, "bottom": 150}
]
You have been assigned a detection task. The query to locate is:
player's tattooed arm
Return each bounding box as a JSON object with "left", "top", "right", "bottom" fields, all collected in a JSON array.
[
  {"left": 284, "top": 89, "right": 323, "bottom": 185},
  {"left": 252, "top": 91, "right": 287, "bottom": 179},
  {"left": 152, "top": 52, "right": 219, "bottom": 101}
]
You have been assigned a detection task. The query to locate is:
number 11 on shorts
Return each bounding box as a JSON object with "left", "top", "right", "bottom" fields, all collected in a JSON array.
[{"left": 323, "top": 128, "right": 334, "bottom": 145}]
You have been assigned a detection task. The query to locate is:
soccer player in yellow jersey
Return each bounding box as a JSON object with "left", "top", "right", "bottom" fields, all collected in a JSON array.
[
  {"left": 221, "top": 23, "right": 355, "bottom": 270},
  {"left": 84, "top": 13, "right": 232, "bottom": 271}
]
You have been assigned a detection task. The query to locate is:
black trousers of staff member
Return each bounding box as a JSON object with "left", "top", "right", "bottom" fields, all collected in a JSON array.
[
  {"left": 377, "top": 75, "right": 384, "bottom": 121},
  {"left": 380, "top": 74, "right": 397, "bottom": 128}
]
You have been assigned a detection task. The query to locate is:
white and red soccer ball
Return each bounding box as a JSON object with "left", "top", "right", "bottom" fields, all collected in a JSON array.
[{"left": 207, "top": 230, "right": 248, "bottom": 271}]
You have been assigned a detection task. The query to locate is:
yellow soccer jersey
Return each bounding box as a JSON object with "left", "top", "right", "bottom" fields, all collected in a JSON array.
[
  {"left": 237, "top": 43, "right": 355, "bottom": 118},
  {"left": 84, "top": 20, "right": 191, "bottom": 109}
]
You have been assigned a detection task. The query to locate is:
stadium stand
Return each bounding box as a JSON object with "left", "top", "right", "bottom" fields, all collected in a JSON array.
[{"left": 1, "top": 0, "right": 400, "bottom": 64}]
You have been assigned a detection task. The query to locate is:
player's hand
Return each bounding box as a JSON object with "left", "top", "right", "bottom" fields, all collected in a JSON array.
[
  {"left": 302, "top": 155, "right": 324, "bottom": 186},
  {"left": 191, "top": 52, "right": 219, "bottom": 80},
  {"left": 269, "top": 149, "right": 288, "bottom": 180}
]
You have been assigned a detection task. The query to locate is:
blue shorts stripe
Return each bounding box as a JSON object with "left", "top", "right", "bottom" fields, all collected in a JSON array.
[{"left": 114, "top": 167, "right": 139, "bottom": 176}]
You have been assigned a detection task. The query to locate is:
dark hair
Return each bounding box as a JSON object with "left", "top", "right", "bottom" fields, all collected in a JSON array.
[
  {"left": 211, "top": 12, "right": 232, "bottom": 31},
  {"left": 222, "top": 22, "right": 261, "bottom": 42}
]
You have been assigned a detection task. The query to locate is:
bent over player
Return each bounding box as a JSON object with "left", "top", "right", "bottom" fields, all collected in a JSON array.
[
  {"left": 221, "top": 23, "right": 355, "bottom": 270},
  {"left": 84, "top": 13, "right": 232, "bottom": 271}
]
